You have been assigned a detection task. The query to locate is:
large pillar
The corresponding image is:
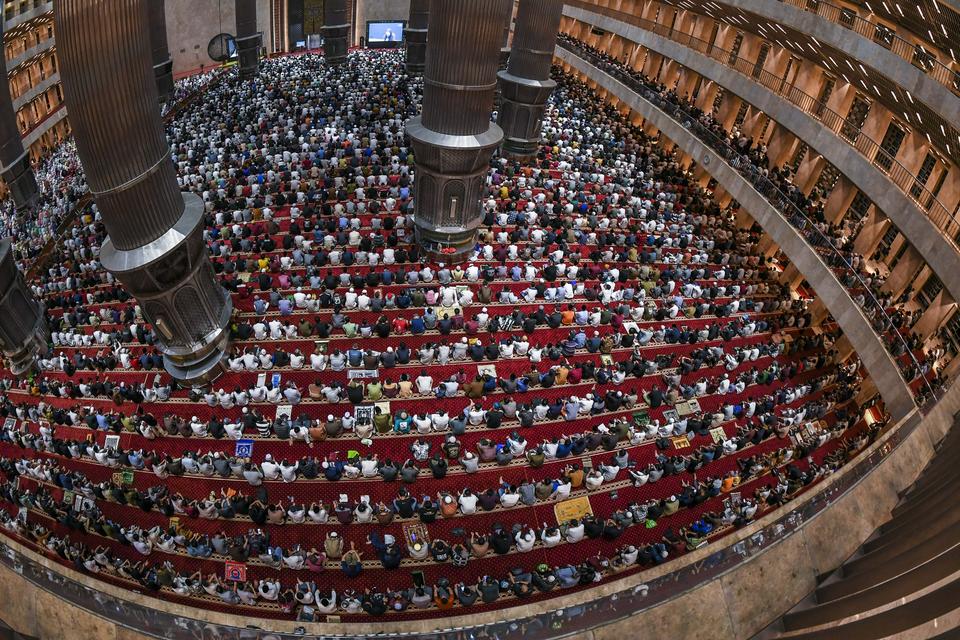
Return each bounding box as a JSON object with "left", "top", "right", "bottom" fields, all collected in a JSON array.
[
  {"left": 236, "top": 0, "right": 261, "bottom": 79},
  {"left": 149, "top": 0, "right": 174, "bottom": 102},
  {"left": 407, "top": 0, "right": 512, "bottom": 262},
  {"left": 55, "top": 0, "right": 233, "bottom": 384},
  {"left": 0, "top": 53, "right": 38, "bottom": 211},
  {"left": 323, "top": 0, "right": 350, "bottom": 66},
  {"left": 497, "top": 0, "right": 562, "bottom": 159},
  {"left": 405, "top": 0, "right": 429, "bottom": 74},
  {"left": 0, "top": 240, "right": 47, "bottom": 375}
]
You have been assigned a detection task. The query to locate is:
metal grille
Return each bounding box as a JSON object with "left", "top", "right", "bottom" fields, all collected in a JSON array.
[
  {"left": 919, "top": 274, "right": 944, "bottom": 306},
  {"left": 846, "top": 189, "right": 872, "bottom": 222},
  {"left": 174, "top": 285, "right": 208, "bottom": 343},
  {"left": 840, "top": 95, "right": 871, "bottom": 143},
  {"left": 874, "top": 122, "right": 905, "bottom": 172}
]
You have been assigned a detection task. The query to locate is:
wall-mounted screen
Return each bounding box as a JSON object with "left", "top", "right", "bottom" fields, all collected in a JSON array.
[{"left": 367, "top": 21, "right": 404, "bottom": 48}]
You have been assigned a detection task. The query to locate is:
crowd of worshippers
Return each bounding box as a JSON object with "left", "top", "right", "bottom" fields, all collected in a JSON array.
[
  {"left": 4, "top": 350, "right": 849, "bottom": 480},
  {"left": 0, "top": 399, "right": 877, "bottom": 616},
  {"left": 0, "top": 140, "right": 86, "bottom": 270},
  {"left": 0, "top": 48, "right": 884, "bottom": 619},
  {"left": 27, "top": 310, "right": 816, "bottom": 404},
  {"left": 557, "top": 35, "right": 944, "bottom": 396}
]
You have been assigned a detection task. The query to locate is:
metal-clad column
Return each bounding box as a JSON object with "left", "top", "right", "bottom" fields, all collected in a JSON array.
[
  {"left": 0, "top": 53, "right": 37, "bottom": 211},
  {"left": 407, "top": 0, "right": 512, "bottom": 262},
  {"left": 323, "top": 0, "right": 350, "bottom": 65},
  {"left": 149, "top": 0, "right": 174, "bottom": 101},
  {"left": 0, "top": 241, "right": 47, "bottom": 375},
  {"left": 236, "top": 0, "right": 262, "bottom": 79},
  {"left": 55, "top": 0, "right": 233, "bottom": 384},
  {"left": 405, "top": 0, "right": 429, "bottom": 74},
  {"left": 497, "top": 0, "right": 562, "bottom": 158},
  {"left": 0, "top": 25, "right": 48, "bottom": 374}
]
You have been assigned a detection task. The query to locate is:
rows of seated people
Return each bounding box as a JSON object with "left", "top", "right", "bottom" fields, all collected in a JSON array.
[
  {"left": 0, "top": 49, "right": 886, "bottom": 620},
  {"left": 556, "top": 35, "right": 944, "bottom": 401}
]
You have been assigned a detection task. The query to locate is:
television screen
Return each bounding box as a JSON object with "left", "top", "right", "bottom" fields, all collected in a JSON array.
[{"left": 367, "top": 21, "right": 404, "bottom": 46}]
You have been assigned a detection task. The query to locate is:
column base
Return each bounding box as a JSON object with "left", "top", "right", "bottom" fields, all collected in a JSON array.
[
  {"left": 162, "top": 324, "right": 230, "bottom": 385},
  {"left": 497, "top": 71, "right": 555, "bottom": 160},
  {"left": 99, "top": 193, "right": 233, "bottom": 386},
  {"left": 501, "top": 138, "right": 540, "bottom": 160},
  {"left": 414, "top": 220, "right": 482, "bottom": 264},
  {"left": 323, "top": 24, "right": 350, "bottom": 65},
  {"left": 407, "top": 117, "right": 503, "bottom": 262},
  {"left": 4, "top": 328, "right": 47, "bottom": 377},
  {"left": 235, "top": 33, "right": 261, "bottom": 79}
]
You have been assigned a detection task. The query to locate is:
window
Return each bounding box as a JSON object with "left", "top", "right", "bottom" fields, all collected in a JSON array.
[
  {"left": 942, "top": 311, "right": 960, "bottom": 356},
  {"left": 728, "top": 32, "right": 743, "bottom": 65},
  {"left": 918, "top": 274, "right": 944, "bottom": 306},
  {"left": 839, "top": 7, "right": 857, "bottom": 27},
  {"left": 847, "top": 190, "right": 872, "bottom": 221},
  {"left": 814, "top": 77, "right": 835, "bottom": 118},
  {"left": 691, "top": 76, "right": 703, "bottom": 101},
  {"left": 753, "top": 43, "right": 770, "bottom": 79},
  {"left": 910, "top": 153, "right": 937, "bottom": 199},
  {"left": 815, "top": 163, "right": 841, "bottom": 195},
  {"left": 734, "top": 102, "right": 749, "bottom": 127},
  {"left": 879, "top": 225, "right": 899, "bottom": 252},
  {"left": 912, "top": 45, "right": 935, "bottom": 72},
  {"left": 923, "top": 167, "right": 947, "bottom": 211},
  {"left": 757, "top": 115, "right": 771, "bottom": 139},
  {"left": 888, "top": 238, "right": 909, "bottom": 268},
  {"left": 806, "top": 0, "right": 820, "bottom": 10},
  {"left": 840, "top": 95, "right": 871, "bottom": 142},
  {"left": 712, "top": 87, "right": 725, "bottom": 113},
  {"left": 873, "top": 23, "right": 894, "bottom": 49},
  {"left": 874, "top": 122, "right": 905, "bottom": 172},
  {"left": 791, "top": 142, "right": 809, "bottom": 172},
  {"left": 706, "top": 23, "right": 719, "bottom": 55}
]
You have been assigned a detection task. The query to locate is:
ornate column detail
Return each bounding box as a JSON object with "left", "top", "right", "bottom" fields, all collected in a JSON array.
[
  {"left": 0, "top": 53, "right": 38, "bottom": 211},
  {"left": 497, "top": 0, "right": 562, "bottom": 158},
  {"left": 149, "top": 0, "right": 174, "bottom": 101},
  {"left": 405, "top": 0, "right": 429, "bottom": 74},
  {"left": 236, "top": 0, "right": 262, "bottom": 79},
  {"left": 55, "top": 0, "right": 233, "bottom": 384},
  {"left": 407, "top": 0, "right": 512, "bottom": 262},
  {"left": 0, "top": 240, "right": 47, "bottom": 375},
  {"left": 323, "top": 0, "right": 350, "bottom": 66}
]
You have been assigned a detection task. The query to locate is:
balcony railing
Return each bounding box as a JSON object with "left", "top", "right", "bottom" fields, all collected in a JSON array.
[
  {"left": 559, "top": 38, "right": 939, "bottom": 406},
  {"left": 565, "top": 1, "right": 960, "bottom": 254}
]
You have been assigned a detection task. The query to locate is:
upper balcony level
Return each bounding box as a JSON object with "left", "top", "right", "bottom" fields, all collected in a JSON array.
[{"left": 2, "top": 0, "right": 51, "bottom": 32}]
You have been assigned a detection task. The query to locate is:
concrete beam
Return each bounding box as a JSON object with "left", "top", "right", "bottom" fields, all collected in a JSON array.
[{"left": 555, "top": 45, "right": 917, "bottom": 420}]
